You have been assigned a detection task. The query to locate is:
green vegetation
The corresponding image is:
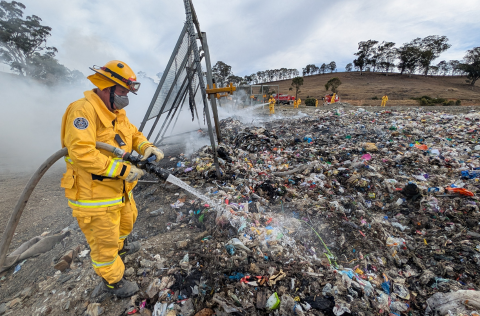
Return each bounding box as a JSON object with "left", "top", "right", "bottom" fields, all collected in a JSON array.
[
  {"left": 372, "top": 96, "right": 379, "bottom": 100},
  {"left": 412, "top": 96, "right": 461, "bottom": 106},
  {"left": 413, "top": 96, "right": 446, "bottom": 105},
  {"left": 290, "top": 76, "right": 304, "bottom": 100},
  {"left": 325, "top": 77, "right": 342, "bottom": 93},
  {"left": 305, "top": 98, "right": 316, "bottom": 107},
  {"left": 459, "top": 47, "right": 480, "bottom": 86},
  {"left": 0, "top": 1, "right": 83, "bottom": 84}
]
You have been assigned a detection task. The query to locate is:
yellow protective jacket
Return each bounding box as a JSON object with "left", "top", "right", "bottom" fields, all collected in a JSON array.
[{"left": 60, "top": 90, "right": 153, "bottom": 217}]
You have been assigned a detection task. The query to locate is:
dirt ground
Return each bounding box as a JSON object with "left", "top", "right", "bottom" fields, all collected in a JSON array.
[
  {"left": 0, "top": 138, "right": 191, "bottom": 308},
  {"left": 267, "top": 72, "right": 480, "bottom": 105}
]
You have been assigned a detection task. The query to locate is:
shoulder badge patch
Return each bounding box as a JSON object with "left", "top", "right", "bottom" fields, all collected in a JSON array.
[{"left": 73, "top": 117, "right": 89, "bottom": 130}]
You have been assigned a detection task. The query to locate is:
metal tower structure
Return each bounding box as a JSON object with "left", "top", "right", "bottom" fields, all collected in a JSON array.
[{"left": 138, "top": 0, "right": 221, "bottom": 177}]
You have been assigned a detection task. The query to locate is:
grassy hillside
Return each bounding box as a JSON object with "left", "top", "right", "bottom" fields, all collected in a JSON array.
[{"left": 268, "top": 72, "right": 480, "bottom": 106}]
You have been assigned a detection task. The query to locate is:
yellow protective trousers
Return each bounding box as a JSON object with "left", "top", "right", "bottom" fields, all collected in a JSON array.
[
  {"left": 75, "top": 195, "right": 138, "bottom": 284},
  {"left": 269, "top": 104, "right": 275, "bottom": 114}
]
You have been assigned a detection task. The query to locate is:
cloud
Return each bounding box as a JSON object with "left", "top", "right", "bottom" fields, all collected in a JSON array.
[{"left": 17, "top": 0, "right": 480, "bottom": 75}]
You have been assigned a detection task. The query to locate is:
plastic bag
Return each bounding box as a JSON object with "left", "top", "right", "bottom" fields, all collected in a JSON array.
[
  {"left": 153, "top": 302, "right": 168, "bottom": 316},
  {"left": 228, "top": 238, "right": 251, "bottom": 252},
  {"left": 446, "top": 187, "right": 474, "bottom": 196},
  {"left": 386, "top": 237, "right": 406, "bottom": 249}
]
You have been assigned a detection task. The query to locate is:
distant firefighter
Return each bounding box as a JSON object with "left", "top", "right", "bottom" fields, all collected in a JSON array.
[
  {"left": 381, "top": 95, "right": 388, "bottom": 107},
  {"left": 269, "top": 95, "right": 276, "bottom": 114}
]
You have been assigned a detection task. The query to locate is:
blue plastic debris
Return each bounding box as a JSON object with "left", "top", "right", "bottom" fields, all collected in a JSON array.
[
  {"left": 13, "top": 264, "right": 21, "bottom": 274},
  {"left": 225, "top": 244, "right": 235, "bottom": 255},
  {"left": 228, "top": 272, "right": 245, "bottom": 280},
  {"left": 381, "top": 281, "right": 391, "bottom": 294}
]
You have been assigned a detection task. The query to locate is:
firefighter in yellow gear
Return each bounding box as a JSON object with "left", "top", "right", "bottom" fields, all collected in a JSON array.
[
  {"left": 381, "top": 95, "right": 388, "bottom": 107},
  {"left": 60, "top": 60, "right": 164, "bottom": 297},
  {"left": 296, "top": 98, "right": 301, "bottom": 108},
  {"left": 315, "top": 99, "right": 319, "bottom": 107},
  {"left": 330, "top": 93, "right": 336, "bottom": 104},
  {"left": 269, "top": 96, "right": 276, "bottom": 114}
]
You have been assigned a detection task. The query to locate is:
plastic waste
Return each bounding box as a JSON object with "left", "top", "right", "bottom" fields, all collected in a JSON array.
[
  {"left": 386, "top": 237, "right": 406, "bottom": 249},
  {"left": 425, "top": 290, "right": 480, "bottom": 315},
  {"left": 391, "top": 222, "right": 408, "bottom": 231},
  {"left": 393, "top": 283, "right": 410, "bottom": 299},
  {"left": 227, "top": 238, "right": 251, "bottom": 252},
  {"left": 333, "top": 304, "right": 351, "bottom": 316},
  {"left": 428, "top": 187, "right": 445, "bottom": 194},
  {"left": 390, "top": 301, "right": 409, "bottom": 312},
  {"left": 152, "top": 302, "right": 168, "bottom": 316},
  {"left": 322, "top": 283, "right": 334, "bottom": 296},
  {"left": 381, "top": 281, "right": 390, "bottom": 294},
  {"left": 377, "top": 293, "right": 389, "bottom": 310},
  {"left": 13, "top": 263, "right": 21, "bottom": 274},
  {"left": 225, "top": 244, "right": 235, "bottom": 255},
  {"left": 446, "top": 187, "right": 474, "bottom": 196},
  {"left": 266, "top": 292, "right": 281, "bottom": 310}
]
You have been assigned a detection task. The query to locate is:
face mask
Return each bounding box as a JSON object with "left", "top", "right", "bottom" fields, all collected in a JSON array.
[{"left": 113, "top": 94, "right": 129, "bottom": 110}]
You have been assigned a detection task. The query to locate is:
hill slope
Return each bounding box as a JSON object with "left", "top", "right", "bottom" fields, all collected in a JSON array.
[{"left": 266, "top": 72, "right": 480, "bottom": 106}]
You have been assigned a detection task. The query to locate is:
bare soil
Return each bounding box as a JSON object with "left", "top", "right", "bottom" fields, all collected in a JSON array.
[{"left": 267, "top": 72, "right": 480, "bottom": 105}]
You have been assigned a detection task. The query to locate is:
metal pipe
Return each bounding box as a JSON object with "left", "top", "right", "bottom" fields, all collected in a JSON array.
[{"left": 201, "top": 32, "right": 222, "bottom": 143}]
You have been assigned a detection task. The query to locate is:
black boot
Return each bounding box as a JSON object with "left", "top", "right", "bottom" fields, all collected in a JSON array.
[
  {"left": 119, "top": 240, "right": 141, "bottom": 259},
  {"left": 103, "top": 278, "right": 138, "bottom": 298}
]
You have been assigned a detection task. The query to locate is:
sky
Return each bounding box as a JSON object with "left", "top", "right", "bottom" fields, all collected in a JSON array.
[{"left": 21, "top": 0, "right": 480, "bottom": 79}]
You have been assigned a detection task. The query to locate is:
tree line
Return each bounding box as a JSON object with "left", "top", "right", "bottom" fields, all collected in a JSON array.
[
  {"left": 212, "top": 61, "right": 300, "bottom": 87},
  {"left": 302, "top": 61, "right": 337, "bottom": 75},
  {"left": 350, "top": 36, "right": 479, "bottom": 85},
  {"left": 0, "top": 1, "right": 83, "bottom": 85},
  {"left": 352, "top": 36, "right": 453, "bottom": 76},
  {"left": 215, "top": 34, "right": 479, "bottom": 88}
]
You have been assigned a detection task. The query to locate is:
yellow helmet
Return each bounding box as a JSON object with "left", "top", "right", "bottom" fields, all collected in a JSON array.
[{"left": 90, "top": 60, "right": 140, "bottom": 93}]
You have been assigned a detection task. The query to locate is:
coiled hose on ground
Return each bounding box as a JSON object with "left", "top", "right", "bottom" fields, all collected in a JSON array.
[{"left": 0, "top": 142, "right": 170, "bottom": 269}]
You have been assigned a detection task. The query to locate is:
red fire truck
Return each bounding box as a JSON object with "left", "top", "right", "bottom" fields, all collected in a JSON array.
[
  {"left": 325, "top": 94, "right": 340, "bottom": 104},
  {"left": 273, "top": 94, "right": 296, "bottom": 105}
]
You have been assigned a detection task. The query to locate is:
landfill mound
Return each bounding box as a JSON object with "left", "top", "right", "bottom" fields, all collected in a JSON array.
[{"left": 1, "top": 107, "right": 480, "bottom": 316}]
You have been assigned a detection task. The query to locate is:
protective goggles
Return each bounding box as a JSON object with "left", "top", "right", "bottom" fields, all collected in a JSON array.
[{"left": 91, "top": 65, "right": 141, "bottom": 93}]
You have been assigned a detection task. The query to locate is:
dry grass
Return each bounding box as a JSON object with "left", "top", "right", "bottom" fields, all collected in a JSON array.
[{"left": 268, "top": 72, "right": 480, "bottom": 106}]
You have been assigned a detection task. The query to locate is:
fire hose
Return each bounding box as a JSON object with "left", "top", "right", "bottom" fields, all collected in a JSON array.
[{"left": 0, "top": 142, "right": 170, "bottom": 270}]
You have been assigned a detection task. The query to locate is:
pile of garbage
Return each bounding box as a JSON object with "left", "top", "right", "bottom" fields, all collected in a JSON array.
[
  {"left": 2, "top": 107, "right": 480, "bottom": 316},
  {"left": 123, "top": 107, "right": 480, "bottom": 315}
]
